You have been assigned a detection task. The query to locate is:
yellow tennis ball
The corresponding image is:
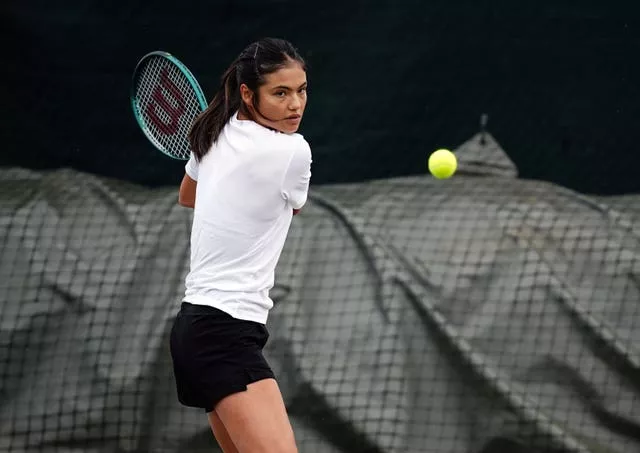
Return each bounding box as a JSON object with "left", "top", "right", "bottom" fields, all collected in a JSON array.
[{"left": 428, "top": 149, "right": 457, "bottom": 179}]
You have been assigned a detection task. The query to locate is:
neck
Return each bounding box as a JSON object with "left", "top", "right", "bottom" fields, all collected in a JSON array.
[{"left": 237, "top": 108, "right": 278, "bottom": 133}]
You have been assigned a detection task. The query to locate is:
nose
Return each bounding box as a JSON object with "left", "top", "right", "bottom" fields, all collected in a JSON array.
[{"left": 289, "top": 94, "right": 302, "bottom": 111}]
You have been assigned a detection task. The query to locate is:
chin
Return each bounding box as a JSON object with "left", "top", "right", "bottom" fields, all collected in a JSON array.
[{"left": 279, "top": 126, "right": 299, "bottom": 134}]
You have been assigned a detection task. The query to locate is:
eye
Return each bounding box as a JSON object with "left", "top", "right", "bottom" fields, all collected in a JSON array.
[
  {"left": 275, "top": 91, "right": 286, "bottom": 97},
  {"left": 299, "top": 87, "right": 307, "bottom": 94}
]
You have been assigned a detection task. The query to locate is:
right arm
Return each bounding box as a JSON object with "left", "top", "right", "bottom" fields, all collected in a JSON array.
[
  {"left": 178, "top": 154, "right": 199, "bottom": 208},
  {"left": 178, "top": 174, "right": 197, "bottom": 208}
]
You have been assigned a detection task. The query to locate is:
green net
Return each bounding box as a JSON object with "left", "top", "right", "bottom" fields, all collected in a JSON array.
[{"left": 1, "top": 133, "right": 639, "bottom": 453}]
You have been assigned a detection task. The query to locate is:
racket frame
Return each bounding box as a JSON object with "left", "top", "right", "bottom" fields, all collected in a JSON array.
[{"left": 130, "top": 51, "right": 208, "bottom": 160}]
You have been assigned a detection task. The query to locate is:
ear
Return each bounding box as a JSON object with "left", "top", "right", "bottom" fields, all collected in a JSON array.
[{"left": 239, "top": 84, "right": 254, "bottom": 106}]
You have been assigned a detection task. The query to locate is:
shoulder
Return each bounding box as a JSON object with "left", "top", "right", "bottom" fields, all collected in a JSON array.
[
  {"left": 240, "top": 129, "right": 311, "bottom": 168},
  {"left": 270, "top": 132, "right": 311, "bottom": 159},
  {"left": 228, "top": 116, "right": 310, "bottom": 152}
]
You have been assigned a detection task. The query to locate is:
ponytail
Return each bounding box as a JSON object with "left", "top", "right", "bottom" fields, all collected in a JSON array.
[{"left": 188, "top": 61, "right": 240, "bottom": 160}]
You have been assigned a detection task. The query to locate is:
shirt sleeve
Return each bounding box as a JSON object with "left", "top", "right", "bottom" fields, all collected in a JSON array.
[
  {"left": 282, "top": 139, "right": 312, "bottom": 209},
  {"left": 185, "top": 153, "right": 199, "bottom": 181}
]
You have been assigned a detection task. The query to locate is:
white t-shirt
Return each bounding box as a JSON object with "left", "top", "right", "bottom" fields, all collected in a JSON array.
[{"left": 182, "top": 112, "right": 312, "bottom": 324}]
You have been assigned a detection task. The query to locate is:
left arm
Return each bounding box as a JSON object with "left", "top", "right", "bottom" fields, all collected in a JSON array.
[{"left": 281, "top": 140, "right": 312, "bottom": 215}]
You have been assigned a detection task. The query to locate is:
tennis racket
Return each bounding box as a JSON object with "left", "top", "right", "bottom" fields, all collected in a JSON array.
[{"left": 130, "top": 51, "right": 208, "bottom": 160}]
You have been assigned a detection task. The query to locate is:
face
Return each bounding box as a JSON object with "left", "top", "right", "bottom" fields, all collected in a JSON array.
[{"left": 240, "top": 61, "right": 307, "bottom": 134}]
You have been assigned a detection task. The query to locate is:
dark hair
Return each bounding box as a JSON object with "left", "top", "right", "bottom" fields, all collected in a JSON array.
[{"left": 188, "top": 37, "right": 306, "bottom": 160}]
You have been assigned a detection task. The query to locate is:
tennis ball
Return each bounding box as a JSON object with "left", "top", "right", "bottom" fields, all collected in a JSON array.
[{"left": 428, "top": 149, "right": 457, "bottom": 179}]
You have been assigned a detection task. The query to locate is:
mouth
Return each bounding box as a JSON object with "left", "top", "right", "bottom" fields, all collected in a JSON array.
[{"left": 284, "top": 115, "right": 302, "bottom": 128}]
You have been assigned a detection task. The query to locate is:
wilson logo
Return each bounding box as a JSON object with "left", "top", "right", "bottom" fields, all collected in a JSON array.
[{"left": 145, "top": 67, "right": 186, "bottom": 135}]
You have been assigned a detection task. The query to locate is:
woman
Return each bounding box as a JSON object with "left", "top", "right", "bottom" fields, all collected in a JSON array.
[{"left": 169, "top": 38, "right": 311, "bottom": 453}]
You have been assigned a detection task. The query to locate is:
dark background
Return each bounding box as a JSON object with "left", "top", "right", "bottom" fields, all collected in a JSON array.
[{"left": 4, "top": 0, "right": 640, "bottom": 194}]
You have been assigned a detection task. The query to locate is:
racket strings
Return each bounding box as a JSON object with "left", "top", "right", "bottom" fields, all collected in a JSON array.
[{"left": 134, "top": 56, "right": 205, "bottom": 159}]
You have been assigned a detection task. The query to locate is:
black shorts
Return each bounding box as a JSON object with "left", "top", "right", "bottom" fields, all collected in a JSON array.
[{"left": 169, "top": 302, "right": 275, "bottom": 413}]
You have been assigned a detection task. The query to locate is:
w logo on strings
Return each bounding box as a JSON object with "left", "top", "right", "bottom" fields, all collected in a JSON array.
[{"left": 145, "top": 67, "right": 186, "bottom": 135}]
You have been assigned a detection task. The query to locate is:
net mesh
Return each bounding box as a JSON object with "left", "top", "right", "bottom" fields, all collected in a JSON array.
[
  {"left": 132, "top": 55, "right": 205, "bottom": 160},
  {"left": 1, "top": 132, "right": 639, "bottom": 453}
]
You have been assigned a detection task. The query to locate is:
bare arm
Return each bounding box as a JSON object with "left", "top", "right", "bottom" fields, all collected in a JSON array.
[{"left": 178, "top": 173, "right": 197, "bottom": 208}]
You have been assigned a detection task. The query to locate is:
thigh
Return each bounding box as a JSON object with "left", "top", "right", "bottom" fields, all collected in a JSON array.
[
  {"left": 207, "top": 411, "right": 239, "bottom": 453},
  {"left": 214, "top": 378, "right": 297, "bottom": 453}
]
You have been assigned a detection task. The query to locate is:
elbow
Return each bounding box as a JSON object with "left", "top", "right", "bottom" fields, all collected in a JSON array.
[
  {"left": 291, "top": 198, "right": 307, "bottom": 215},
  {"left": 292, "top": 195, "right": 308, "bottom": 212}
]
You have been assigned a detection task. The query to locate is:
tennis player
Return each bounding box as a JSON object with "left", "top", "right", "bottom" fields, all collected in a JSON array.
[{"left": 169, "top": 38, "right": 311, "bottom": 453}]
